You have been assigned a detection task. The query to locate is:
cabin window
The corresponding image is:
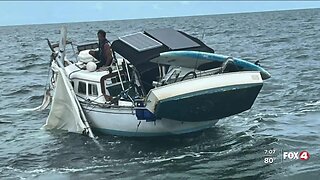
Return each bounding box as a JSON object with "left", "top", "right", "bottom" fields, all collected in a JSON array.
[
  {"left": 78, "top": 81, "right": 86, "bottom": 94},
  {"left": 88, "top": 84, "right": 98, "bottom": 96},
  {"left": 71, "top": 81, "right": 74, "bottom": 88}
]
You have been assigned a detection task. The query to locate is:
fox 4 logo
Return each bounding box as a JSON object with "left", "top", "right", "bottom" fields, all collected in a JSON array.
[{"left": 283, "top": 151, "right": 310, "bottom": 161}]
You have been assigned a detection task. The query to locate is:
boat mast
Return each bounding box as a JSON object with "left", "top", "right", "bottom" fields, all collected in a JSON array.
[{"left": 56, "top": 26, "right": 96, "bottom": 139}]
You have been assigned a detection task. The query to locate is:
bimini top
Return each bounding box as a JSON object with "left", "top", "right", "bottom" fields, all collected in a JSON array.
[
  {"left": 111, "top": 28, "right": 215, "bottom": 92},
  {"left": 111, "top": 28, "right": 214, "bottom": 70}
]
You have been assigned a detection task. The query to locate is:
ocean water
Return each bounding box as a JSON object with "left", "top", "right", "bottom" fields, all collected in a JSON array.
[{"left": 1, "top": 9, "right": 320, "bottom": 179}]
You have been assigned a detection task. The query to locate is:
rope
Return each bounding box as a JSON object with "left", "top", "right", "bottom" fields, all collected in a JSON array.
[{"left": 70, "top": 42, "right": 79, "bottom": 63}]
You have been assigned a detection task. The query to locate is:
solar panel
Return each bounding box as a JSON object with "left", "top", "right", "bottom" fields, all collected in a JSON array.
[
  {"left": 119, "top": 32, "right": 163, "bottom": 52},
  {"left": 145, "top": 28, "right": 200, "bottom": 50}
]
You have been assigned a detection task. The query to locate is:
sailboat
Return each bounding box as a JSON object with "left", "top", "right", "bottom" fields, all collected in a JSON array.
[{"left": 38, "top": 27, "right": 270, "bottom": 137}]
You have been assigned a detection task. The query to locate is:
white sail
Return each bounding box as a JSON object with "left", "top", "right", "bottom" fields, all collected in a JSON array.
[{"left": 42, "top": 64, "right": 87, "bottom": 134}]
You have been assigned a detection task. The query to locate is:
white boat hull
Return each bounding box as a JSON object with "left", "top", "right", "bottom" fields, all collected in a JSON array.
[{"left": 83, "top": 105, "right": 218, "bottom": 137}]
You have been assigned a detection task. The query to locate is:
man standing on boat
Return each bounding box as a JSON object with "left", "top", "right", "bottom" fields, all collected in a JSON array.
[{"left": 89, "top": 30, "right": 113, "bottom": 68}]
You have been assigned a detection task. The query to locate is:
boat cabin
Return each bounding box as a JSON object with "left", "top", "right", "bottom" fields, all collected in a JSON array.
[{"left": 65, "top": 53, "right": 141, "bottom": 106}]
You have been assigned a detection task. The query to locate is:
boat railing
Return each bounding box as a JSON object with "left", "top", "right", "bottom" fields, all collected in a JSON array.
[
  {"left": 77, "top": 43, "right": 99, "bottom": 52},
  {"left": 152, "top": 66, "right": 223, "bottom": 87},
  {"left": 196, "top": 57, "right": 237, "bottom": 77},
  {"left": 152, "top": 67, "right": 182, "bottom": 87},
  {"left": 196, "top": 67, "right": 221, "bottom": 77}
]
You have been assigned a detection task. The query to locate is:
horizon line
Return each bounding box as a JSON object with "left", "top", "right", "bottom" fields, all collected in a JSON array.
[{"left": 0, "top": 7, "right": 318, "bottom": 28}]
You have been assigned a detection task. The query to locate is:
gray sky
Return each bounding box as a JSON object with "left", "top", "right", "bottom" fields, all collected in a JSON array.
[{"left": 0, "top": 1, "right": 319, "bottom": 26}]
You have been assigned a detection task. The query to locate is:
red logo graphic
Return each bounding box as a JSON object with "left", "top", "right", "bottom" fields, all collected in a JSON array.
[{"left": 299, "top": 151, "right": 310, "bottom": 161}]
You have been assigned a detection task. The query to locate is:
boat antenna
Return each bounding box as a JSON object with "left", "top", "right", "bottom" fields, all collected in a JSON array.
[{"left": 201, "top": 28, "right": 206, "bottom": 40}]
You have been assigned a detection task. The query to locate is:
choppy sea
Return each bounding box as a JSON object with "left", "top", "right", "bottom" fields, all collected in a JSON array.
[{"left": 1, "top": 8, "right": 320, "bottom": 179}]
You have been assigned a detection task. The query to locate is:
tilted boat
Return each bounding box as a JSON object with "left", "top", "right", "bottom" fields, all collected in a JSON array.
[{"left": 37, "top": 27, "right": 270, "bottom": 137}]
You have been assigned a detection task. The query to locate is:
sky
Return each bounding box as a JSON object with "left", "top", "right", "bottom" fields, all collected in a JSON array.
[{"left": 0, "top": 1, "right": 319, "bottom": 26}]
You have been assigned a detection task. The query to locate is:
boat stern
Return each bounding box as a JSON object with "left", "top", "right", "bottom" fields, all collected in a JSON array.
[{"left": 145, "top": 71, "right": 263, "bottom": 122}]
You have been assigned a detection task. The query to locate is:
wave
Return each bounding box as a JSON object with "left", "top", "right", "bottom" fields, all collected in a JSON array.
[
  {"left": 294, "top": 54, "right": 309, "bottom": 59},
  {"left": 18, "top": 53, "right": 42, "bottom": 63},
  {"left": 28, "top": 94, "right": 44, "bottom": 101},
  {"left": 15, "top": 62, "right": 48, "bottom": 70},
  {"left": 2, "top": 89, "right": 32, "bottom": 96},
  {"left": 20, "top": 42, "right": 30, "bottom": 47},
  {"left": 0, "top": 120, "right": 12, "bottom": 124},
  {"left": 305, "top": 100, "right": 320, "bottom": 106}
]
